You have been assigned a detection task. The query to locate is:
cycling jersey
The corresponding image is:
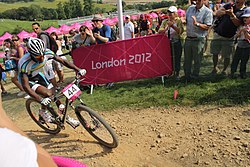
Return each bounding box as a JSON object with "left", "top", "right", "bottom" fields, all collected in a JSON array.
[
  {"left": 18, "top": 49, "right": 56, "bottom": 90},
  {"left": 18, "top": 49, "right": 55, "bottom": 77}
]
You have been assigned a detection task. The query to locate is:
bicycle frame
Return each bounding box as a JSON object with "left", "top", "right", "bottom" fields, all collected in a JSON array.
[{"left": 46, "top": 75, "right": 86, "bottom": 128}]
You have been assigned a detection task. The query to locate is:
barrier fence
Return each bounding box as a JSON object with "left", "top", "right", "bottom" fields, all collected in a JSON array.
[
  {"left": 72, "top": 34, "right": 172, "bottom": 84},
  {"left": 72, "top": 35, "right": 250, "bottom": 84}
]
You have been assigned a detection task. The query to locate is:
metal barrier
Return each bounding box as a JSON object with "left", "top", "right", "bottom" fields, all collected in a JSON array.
[{"left": 57, "top": 9, "right": 140, "bottom": 26}]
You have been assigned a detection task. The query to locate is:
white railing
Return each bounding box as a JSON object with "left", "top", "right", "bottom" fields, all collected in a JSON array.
[{"left": 58, "top": 9, "right": 140, "bottom": 25}]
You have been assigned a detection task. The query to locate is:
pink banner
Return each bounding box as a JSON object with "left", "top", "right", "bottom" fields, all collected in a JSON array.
[{"left": 72, "top": 34, "right": 172, "bottom": 84}]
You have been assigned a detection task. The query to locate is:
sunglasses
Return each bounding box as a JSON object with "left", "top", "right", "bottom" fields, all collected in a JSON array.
[
  {"left": 33, "top": 27, "right": 39, "bottom": 31},
  {"left": 12, "top": 39, "right": 19, "bottom": 42},
  {"left": 125, "top": 17, "right": 129, "bottom": 19},
  {"left": 92, "top": 20, "right": 100, "bottom": 23}
]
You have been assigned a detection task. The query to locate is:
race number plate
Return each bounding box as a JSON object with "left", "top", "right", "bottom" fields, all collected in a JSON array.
[{"left": 62, "top": 83, "right": 81, "bottom": 101}]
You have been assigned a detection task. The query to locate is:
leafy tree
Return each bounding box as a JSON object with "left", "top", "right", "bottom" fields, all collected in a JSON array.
[
  {"left": 57, "top": 2, "right": 66, "bottom": 20},
  {"left": 176, "top": 0, "right": 189, "bottom": 6},
  {"left": 83, "top": 0, "right": 93, "bottom": 16},
  {"left": 29, "top": 4, "right": 44, "bottom": 21},
  {"left": 72, "top": 0, "right": 83, "bottom": 17},
  {"left": 42, "top": 8, "right": 58, "bottom": 20},
  {"left": 63, "top": 2, "right": 73, "bottom": 19},
  {"left": 96, "top": 0, "right": 102, "bottom": 4},
  {"left": 93, "top": 7, "right": 105, "bottom": 14}
]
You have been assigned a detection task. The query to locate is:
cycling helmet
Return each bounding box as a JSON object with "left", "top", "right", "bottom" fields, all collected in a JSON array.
[{"left": 27, "top": 38, "right": 45, "bottom": 62}]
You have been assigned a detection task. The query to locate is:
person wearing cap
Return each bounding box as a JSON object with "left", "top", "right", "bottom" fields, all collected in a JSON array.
[
  {"left": 210, "top": 0, "right": 246, "bottom": 75},
  {"left": 184, "top": 0, "right": 213, "bottom": 82},
  {"left": 92, "top": 15, "right": 112, "bottom": 44},
  {"left": 230, "top": 7, "right": 250, "bottom": 79},
  {"left": 124, "top": 15, "right": 135, "bottom": 39},
  {"left": 158, "top": 6, "right": 184, "bottom": 80}
]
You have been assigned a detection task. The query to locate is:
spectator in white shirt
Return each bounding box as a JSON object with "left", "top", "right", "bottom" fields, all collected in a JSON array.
[{"left": 124, "top": 15, "right": 135, "bottom": 39}]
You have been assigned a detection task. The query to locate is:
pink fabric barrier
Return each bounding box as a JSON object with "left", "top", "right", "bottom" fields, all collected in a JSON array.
[
  {"left": 72, "top": 34, "right": 172, "bottom": 84},
  {"left": 52, "top": 156, "right": 88, "bottom": 167}
]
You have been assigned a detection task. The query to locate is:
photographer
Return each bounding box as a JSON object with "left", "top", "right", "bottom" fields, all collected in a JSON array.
[
  {"left": 210, "top": 0, "right": 246, "bottom": 75},
  {"left": 72, "top": 25, "right": 96, "bottom": 50}
]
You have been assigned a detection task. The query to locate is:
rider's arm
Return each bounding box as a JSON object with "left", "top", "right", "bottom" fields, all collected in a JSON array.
[{"left": 21, "top": 73, "right": 43, "bottom": 102}]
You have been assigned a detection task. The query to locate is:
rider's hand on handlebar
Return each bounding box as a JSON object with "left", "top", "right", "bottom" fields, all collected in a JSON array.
[
  {"left": 78, "top": 69, "right": 87, "bottom": 76},
  {"left": 40, "top": 98, "right": 52, "bottom": 106}
]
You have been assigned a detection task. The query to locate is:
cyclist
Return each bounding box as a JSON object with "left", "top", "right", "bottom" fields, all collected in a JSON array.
[{"left": 18, "top": 38, "right": 86, "bottom": 127}]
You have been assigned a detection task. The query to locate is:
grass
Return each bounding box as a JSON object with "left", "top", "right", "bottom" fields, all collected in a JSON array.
[
  {"left": 78, "top": 55, "right": 250, "bottom": 112},
  {"left": 2, "top": 52, "right": 250, "bottom": 116},
  {"left": 80, "top": 76, "right": 250, "bottom": 112},
  {"left": 0, "top": 2, "right": 116, "bottom": 35},
  {"left": 0, "top": 0, "right": 69, "bottom": 12},
  {"left": 0, "top": 19, "right": 58, "bottom": 36}
]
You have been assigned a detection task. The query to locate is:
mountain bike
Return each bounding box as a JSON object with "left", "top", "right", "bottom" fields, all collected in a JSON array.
[{"left": 25, "top": 75, "right": 118, "bottom": 148}]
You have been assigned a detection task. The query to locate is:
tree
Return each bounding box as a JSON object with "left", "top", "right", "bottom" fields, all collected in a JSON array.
[
  {"left": 42, "top": 8, "right": 58, "bottom": 20},
  {"left": 63, "top": 2, "right": 73, "bottom": 19},
  {"left": 83, "top": 0, "right": 93, "bottom": 16},
  {"left": 176, "top": 0, "right": 189, "bottom": 6},
  {"left": 29, "top": 4, "right": 44, "bottom": 21},
  {"left": 72, "top": 0, "right": 83, "bottom": 17},
  {"left": 57, "top": 2, "right": 66, "bottom": 20}
]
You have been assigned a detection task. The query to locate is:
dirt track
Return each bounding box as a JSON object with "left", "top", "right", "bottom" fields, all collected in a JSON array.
[{"left": 11, "top": 105, "right": 250, "bottom": 167}]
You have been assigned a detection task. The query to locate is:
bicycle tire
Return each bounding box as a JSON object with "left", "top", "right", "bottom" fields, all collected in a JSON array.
[
  {"left": 26, "top": 98, "right": 61, "bottom": 134},
  {"left": 75, "top": 105, "right": 118, "bottom": 148}
]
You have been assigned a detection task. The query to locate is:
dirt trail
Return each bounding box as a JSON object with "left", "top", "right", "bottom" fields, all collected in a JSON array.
[
  {"left": 2, "top": 68, "right": 250, "bottom": 167},
  {"left": 12, "top": 105, "right": 250, "bottom": 167}
]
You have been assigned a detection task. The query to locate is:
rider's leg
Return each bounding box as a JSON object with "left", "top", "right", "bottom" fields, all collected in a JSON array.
[{"left": 35, "top": 85, "right": 53, "bottom": 98}]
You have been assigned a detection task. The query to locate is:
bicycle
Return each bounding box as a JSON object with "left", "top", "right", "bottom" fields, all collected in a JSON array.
[{"left": 25, "top": 74, "right": 119, "bottom": 148}]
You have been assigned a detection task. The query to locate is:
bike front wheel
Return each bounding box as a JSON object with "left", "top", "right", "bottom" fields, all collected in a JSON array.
[
  {"left": 75, "top": 105, "right": 118, "bottom": 148},
  {"left": 26, "top": 98, "right": 61, "bottom": 134}
]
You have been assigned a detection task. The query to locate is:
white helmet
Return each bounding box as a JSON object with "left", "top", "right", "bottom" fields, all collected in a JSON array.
[{"left": 27, "top": 37, "right": 45, "bottom": 57}]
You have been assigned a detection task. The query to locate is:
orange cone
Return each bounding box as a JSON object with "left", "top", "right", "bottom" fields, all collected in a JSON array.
[{"left": 173, "top": 89, "right": 178, "bottom": 100}]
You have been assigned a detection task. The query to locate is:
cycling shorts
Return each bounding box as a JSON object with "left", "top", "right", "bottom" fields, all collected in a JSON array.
[{"left": 29, "top": 72, "right": 53, "bottom": 91}]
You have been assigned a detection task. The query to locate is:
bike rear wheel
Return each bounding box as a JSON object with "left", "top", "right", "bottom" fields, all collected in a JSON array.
[
  {"left": 75, "top": 105, "right": 118, "bottom": 148},
  {"left": 26, "top": 98, "right": 61, "bottom": 134}
]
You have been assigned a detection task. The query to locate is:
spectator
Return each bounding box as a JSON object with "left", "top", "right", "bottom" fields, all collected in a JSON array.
[
  {"left": 139, "top": 14, "right": 150, "bottom": 36},
  {"left": 72, "top": 25, "right": 96, "bottom": 48},
  {"left": 212, "top": 0, "right": 224, "bottom": 14},
  {"left": 210, "top": 0, "right": 246, "bottom": 75},
  {"left": 231, "top": 7, "right": 250, "bottom": 79},
  {"left": 184, "top": 0, "right": 213, "bottom": 81},
  {"left": 0, "top": 63, "right": 7, "bottom": 95},
  {"left": 69, "top": 29, "right": 78, "bottom": 37},
  {"left": 92, "top": 15, "right": 114, "bottom": 87},
  {"left": 50, "top": 32, "right": 66, "bottom": 83},
  {"left": 92, "top": 15, "right": 112, "bottom": 44},
  {"left": 32, "top": 22, "right": 60, "bottom": 89},
  {"left": 133, "top": 21, "right": 140, "bottom": 37},
  {"left": 124, "top": 15, "right": 135, "bottom": 39},
  {"left": 155, "top": 12, "right": 163, "bottom": 32},
  {"left": 32, "top": 23, "right": 50, "bottom": 49},
  {"left": 11, "top": 35, "right": 27, "bottom": 97},
  {"left": 0, "top": 94, "right": 57, "bottom": 167},
  {"left": 158, "top": 6, "right": 184, "bottom": 80},
  {"left": 61, "top": 37, "right": 66, "bottom": 50}
]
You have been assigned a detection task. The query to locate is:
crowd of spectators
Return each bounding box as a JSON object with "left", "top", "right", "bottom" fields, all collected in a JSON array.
[{"left": 1, "top": 0, "right": 250, "bottom": 97}]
